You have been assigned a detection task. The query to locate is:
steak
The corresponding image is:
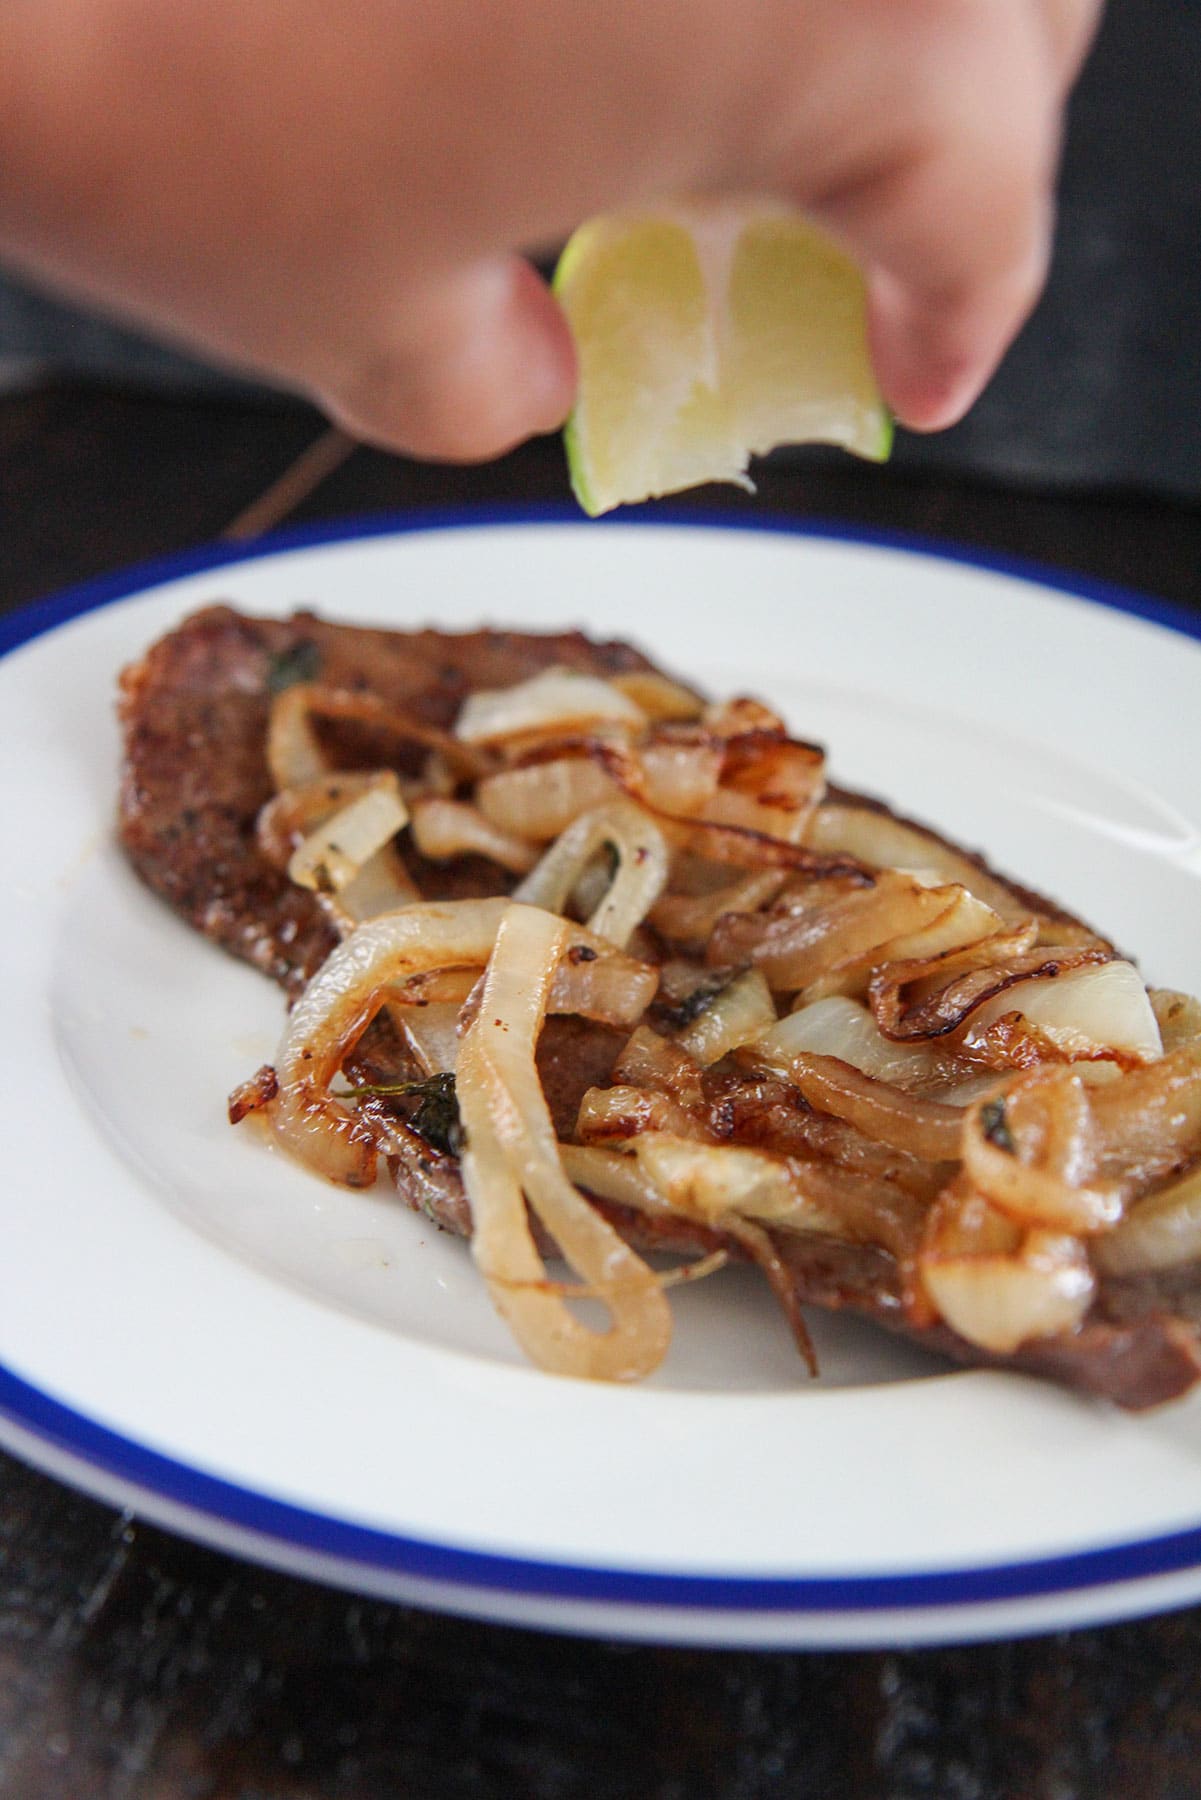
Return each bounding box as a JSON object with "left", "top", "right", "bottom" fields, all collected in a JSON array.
[
  {"left": 117, "top": 606, "right": 1201, "bottom": 1408},
  {"left": 118, "top": 604, "right": 657, "bottom": 991}
]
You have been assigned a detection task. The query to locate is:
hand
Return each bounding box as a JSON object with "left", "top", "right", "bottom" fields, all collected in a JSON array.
[{"left": 0, "top": 0, "right": 1101, "bottom": 458}]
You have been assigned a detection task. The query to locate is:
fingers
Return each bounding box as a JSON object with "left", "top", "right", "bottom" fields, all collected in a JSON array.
[
  {"left": 319, "top": 255, "right": 577, "bottom": 461},
  {"left": 803, "top": 3, "right": 1084, "bottom": 430},
  {"left": 1036, "top": 0, "right": 1105, "bottom": 89},
  {"left": 852, "top": 115, "right": 1056, "bottom": 430}
]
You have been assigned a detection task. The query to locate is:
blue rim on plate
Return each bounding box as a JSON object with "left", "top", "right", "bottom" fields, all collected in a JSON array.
[{"left": 5, "top": 504, "right": 1201, "bottom": 1621}]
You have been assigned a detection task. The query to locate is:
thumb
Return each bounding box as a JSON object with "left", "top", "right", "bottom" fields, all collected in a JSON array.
[{"left": 320, "top": 255, "right": 577, "bottom": 461}]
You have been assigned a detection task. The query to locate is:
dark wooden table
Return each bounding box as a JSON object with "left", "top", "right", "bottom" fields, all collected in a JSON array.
[{"left": 3, "top": 380, "right": 1201, "bottom": 1800}]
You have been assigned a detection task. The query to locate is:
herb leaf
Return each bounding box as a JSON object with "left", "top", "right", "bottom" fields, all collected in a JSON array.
[
  {"left": 337, "top": 1071, "right": 464, "bottom": 1157},
  {"left": 267, "top": 639, "right": 322, "bottom": 694}
]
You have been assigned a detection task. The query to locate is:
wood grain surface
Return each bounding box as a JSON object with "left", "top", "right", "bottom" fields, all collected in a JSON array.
[{"left": 2, "top": 379, "right": 1201, "bottom": 1800}]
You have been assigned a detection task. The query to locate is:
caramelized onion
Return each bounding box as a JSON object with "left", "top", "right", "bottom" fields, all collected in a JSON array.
[
  {"left": 919, "top": 1186, "right": 1095, "bottom": 1352},
  {"left": 409, "top": 797, "right": 538, "bottom": 874},
  {"left": 611, "top": 1025, "right": 707, "bottom": 1110},
  {"left": 1085, "top": 1040, "right": 1201, "bottom": 1190},
  {"left": 287, "top": 775, "right": 408, "bottom": 894},
  {"left": 1094, "top": 1164, "right": 1201, "bottom": 1275},
  {"left": 709, "top": 871, "right": 975, "bottom": 994},
  {"left": 258, "top": 774, "right": 421, "bottom": 926},
  {"left": 870, "top": 944, "right": 1112, "bottom": 1045},
  {"left": 268, "top": 682, "right": 487, "bottom": 789},
  {"left": 697, "top": 733, "right": 825, "bottom": 844},
  {"left": 1152, "top": 990, "right": 1201, "bottom": 1053},
  {"left": 455, "top": 667, "right": 646, "bottom": 744},
  {"left": 559, "top": 1144, "right": 681, "bottom": 1219},
  {"left": 456, "top": 903, "right": 671, "bottom": 1380},
  {"left": 675, "top": 968, "right": 777, "bottom": 1066},
  {"left": 266, "top": 682, "right": 332, "bottom": 789},
  {"left": 548, "top": 936, "right": 659, "bottom": 1027},
  {"left": 514, "top": 800, "right": 669, "bottom": 948},
  {"left": 808, "top": 802, "right": 1106, "bottom": 948},
  {"left": 390, "top": 999, "right": 463, "bottom": 1076},
  {"left": 576, "top": 1085, "right": 711, "bottom": 1145},
  {"left": 639, "top": 739, "right": 724, "bottom": 816},
  {"left": 608, "top": 669, "right": 705, "bottom": 721},
  {"left": 751, "top": 997, "right": 994, "bottom": 1103},
  {"left": 631, "top": 1134, "right": 834, "bottom": 1229},
  {"left": 650, "top": 869, "right": 787, "bottom": 949},
  {"left": 964, "top": 961, "right": 1163, "bottom": 1067},
  {"left": 476, "top": 757, "right": 615, "bottom": 841},
  {"left": 252, "top": 899, "right": 509, "bottom": 1186},
  {"left": 786, "top": 1053, "right": 964, "bottom": 1163},
  {"left": 960, "top": 1075, "right": 1122, "bottom": 1234}
]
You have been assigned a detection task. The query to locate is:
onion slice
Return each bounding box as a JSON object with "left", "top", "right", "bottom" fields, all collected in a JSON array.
[
  {"left": 750, "top": 996, "right": 993, "bottom": 1103},
  {"left": 287, "top": 775, "right": 408, "bottom": 894},
  {"left": 785, "top": 1053, "right": 964, "bottom": 1163},
  {"left": 630, "top": 1134, "right": 843, "bottom": 1232},
  {"left": 808, "top": 802, "right": 1107, "bottom": 948},
  {"left": 960, "top": 1075, "right": 1123, "bottom": 1234},
  {"left": 918, "top": 1186, "right": 1095, "bottom": 1351},
  {"left": 919, "top": 1185, "right": 1095, "bottom": 1352},
  {"left": 455, "top": 668, "right": 647, "bottom": 744},
  {"left": 675, "top": 969, "right": 777, "bottom": 1066},
  {"left": 457, "top": 903, "right": 671, "bottom": 1380},
  {"left": 268, "top": 681, "right": 488, "bottom": 789},
  {"left": 1094, "top": 1164, "right": 1201, "bottom": 1275},
  {"left": 258, "top": 774, "right": 422, "bottom": 925},
  {"left": 963, "top": 960, "right": 1163, "bottom": 1067},
  {"left": 409, "top": 797, "right": 538, "bottom": 874},
  {"left": 254, "top": 899, "right": 509, "bottom": 1187},
  {"left": 514, "top": 800, "right": 669, "bottom": 948}
]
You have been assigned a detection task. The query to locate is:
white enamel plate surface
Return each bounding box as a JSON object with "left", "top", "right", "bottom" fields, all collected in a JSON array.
[{"left": 4, "top": 510, "right": 1201, "bottom": 1648}]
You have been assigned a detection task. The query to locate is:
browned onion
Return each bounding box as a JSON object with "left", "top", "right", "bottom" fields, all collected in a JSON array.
[
  {"left": 1152, "top": 990, "right": 1201, "bottom": 1052},
  {"left": 674, "top": 969, "right": 777, "bottom": 1066},
  {"left": 286, "top": 776, "right": 408, "bottom": 894},
  {"left": 268, "top": 681, "right": 488, "bottom": 790},
  {"left": 548, "top": 935, "right": 659, "bottom": 1027},
  {"left": 476, "top": 757, "right": 616, "bottom": 841},
  {"left": 456, "top": 903, "right": 672, "bottom": 1381},
  {"left": 409, "top": 797, "right": 538, "bottom": 874},
  {"left": 784, "top": 1052, "right": 964, "bottom": 1163},
  {"left": 697, "top": 733, "right": 825, "bottom": 844},
  {"left": 576, "top": 1085, "right": 712, "bottom": 1145},
  {"left": 708, "top": 870, "right": 969, "bottom": 993},
  {"left": 607, "top": 669, "right": 705, "bottom": 721},
  {"left": 611, "top": 1026, "right": 708, "bottom": 1110},
  {"left": 1086, "top": 1040, "right": 1201, "bottom": 1191},
  {"left": 250, "top": 899, "right": 509, "bottom": 1186},
  {"left": 960, "top": 1073, "right": 1122, "bottom": 1234},
  {"left": 514, "top": 800, "right": 669, "bottom": 949},
  {"left": 870, "top": 944, "right": 1112, "bottom": 1045},
  {"left": 650, "top": 869, "right": 787, "bottom": 949},
  {"left": 258, "top": 774, "right": 421, "bottom": 926},
  {"left": 749, "top": 996, "right": 996, "bottom": 1104},
  {"left": 808, "top": 802, "right": 1109, "bottom": 949},
  {"left": 919, "top": 1183, "right": 1095, "bottom": 1352},
  {"left": 1094, "top": 1163, "right": 1201, "bottom": 1275}
]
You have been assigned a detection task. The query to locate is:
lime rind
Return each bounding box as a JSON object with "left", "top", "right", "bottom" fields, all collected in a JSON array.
[{"left": 562, "top": 405, "right": 599, "bottom": 516}]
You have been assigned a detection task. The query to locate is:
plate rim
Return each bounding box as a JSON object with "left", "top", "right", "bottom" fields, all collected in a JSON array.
[
  {"left": 5, "top": 503, "right": 1201, "bottom": 1633},
  {"left": 4, "top": 500, "right": 1200, "bottom": 665},
  {"left": 8, "top": 1352, "right": 1201, "bottom": 1618}
]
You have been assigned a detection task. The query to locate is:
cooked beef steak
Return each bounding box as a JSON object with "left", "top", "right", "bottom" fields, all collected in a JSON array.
[
  {"left": 118, "top": 605, "right": 657, "bottom": 991},
  {"left": 117, "top": 606, "right": 1201, "bottom": 1408}
]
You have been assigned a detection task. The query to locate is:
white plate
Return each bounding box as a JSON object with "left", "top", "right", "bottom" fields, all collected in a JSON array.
[{"left": 4, "top": 509, "right": 1201, "bottom": 1649}]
